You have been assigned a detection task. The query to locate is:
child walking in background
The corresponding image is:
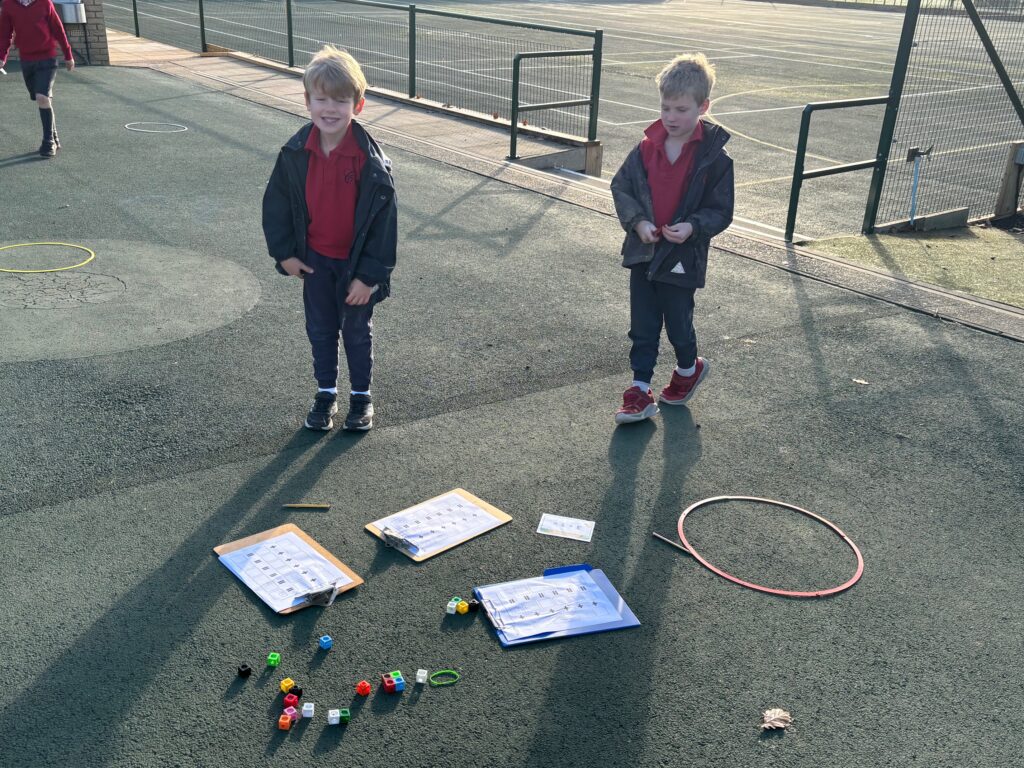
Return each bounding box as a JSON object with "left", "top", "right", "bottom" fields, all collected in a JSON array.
[
  {"left": 610, "top": 53, "right": 734, "bottom": 425},
  {"left": 262, "top": 45, "right": 397, "bottom": 432},
  {"left": 0, "top": 0, "right": 75, "bottom": 157}
]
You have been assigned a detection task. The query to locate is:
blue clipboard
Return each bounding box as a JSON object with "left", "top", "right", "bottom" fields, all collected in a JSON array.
[{"left": 473, "top": 564, "right": 640, "bottom": 647}]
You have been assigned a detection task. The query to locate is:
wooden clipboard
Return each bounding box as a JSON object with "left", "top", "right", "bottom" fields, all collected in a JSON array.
[
  {"left": 214, "top": 523, "right": 363, "bottom": 614},
  {"left": 365, "top": 488, "right": 512, "bottom": 563}
]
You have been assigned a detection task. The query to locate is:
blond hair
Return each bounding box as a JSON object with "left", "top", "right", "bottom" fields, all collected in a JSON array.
[
  {"left": 656, "top": 53, "right": 715, "bottom": 104},
  {"left": 304, "top": 45, "right": 367, "bottom": 102}
]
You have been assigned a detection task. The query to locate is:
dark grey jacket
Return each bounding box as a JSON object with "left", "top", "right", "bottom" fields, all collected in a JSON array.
[
  {"left": 262, "top": 120, "right": 397, "bottom": 299},
  {"left": 610, "top": 120, "right": 733, "bottom": 288}
]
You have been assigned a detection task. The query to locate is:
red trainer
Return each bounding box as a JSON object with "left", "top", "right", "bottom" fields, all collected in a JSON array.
[
  {"left": 659, "top": 357, "right": 708, "bottom": 405},
  {"left": 615, "top": 386, "right": 659, "bottom": 425}
]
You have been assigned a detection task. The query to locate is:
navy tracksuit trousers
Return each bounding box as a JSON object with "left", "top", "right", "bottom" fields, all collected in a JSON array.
[
  {"left": 303, "top": 247, "right": 374, "bottom": 392},
  {"left": 628, "top": 266, "right": 697, "bottom": 385}
]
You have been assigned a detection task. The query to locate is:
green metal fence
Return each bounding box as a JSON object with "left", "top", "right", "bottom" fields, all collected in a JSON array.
[
  {"left": 868, "top": 0, "right": 1024, "bottom": 228},
  {"left": 104, "top": 0, "right": 603, "bottom": 148}
]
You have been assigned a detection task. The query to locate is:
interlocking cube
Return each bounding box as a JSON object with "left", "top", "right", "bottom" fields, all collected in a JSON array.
[
  {"left": 318, "top": 635, "right": 333, "bottom": 650},
  {"left": 283, "top": 706, "right": 298, "bottom": 722},
  {"left": 416, "top": 669, "right": 428, "bottom": 684},
  {"left": 327, "top": 708, "right": 340, "bottom": 725},
  {"left": 355, "top": 680, "right": 371, "bottom": 696},
  {"left": 456, "top": 600, "right": 469, "bottom": 615},
  {"left": 267, "top": 652, "right": 281, "bottom": 667},
  {"left": 394, "top": 677, "right": 406, "bottom": 692},
  {"left": 339, "top": 707, "right": 351, "bottom": 723},
  {"left": 237, "top": 664, "right": 252, "bottom": 678},
  {"left": 381, "top": 673, "right": 396, "bottom": 694},
  {"left": 467, "top": 599, "right": 481, "bottom": 612},
  {"left": 302, "top": 702, "right": 315, "bottom": 718},
  {"left": 280, "top": 677, "right": 295, "bottom": 694},
  {"left": 277, "top": 714, "right": 291, "bottom": 730},
  {"left": 283, "top": 693, "right": 299, "bottom": 709},
  {"left": 291, "top": 687, "right": 303, "bottom": 699},
  {"left": 446, "top": 597, "right": 461, "bottom": 615}
]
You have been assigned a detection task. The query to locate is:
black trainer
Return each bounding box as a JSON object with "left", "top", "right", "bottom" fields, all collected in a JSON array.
[
  {"left": 39, "top": 140, "right": 56, "bottom": 158},
  {"left": 304, "top": 391, "right": 337, "bottom": 431},
  {"left": 344, "top": 393, "right": 373, "bottom": 431}
]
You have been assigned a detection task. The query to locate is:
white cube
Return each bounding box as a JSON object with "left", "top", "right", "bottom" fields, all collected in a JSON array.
[
  {"left": 416, "top": 669, "right": 428, "bottom": 684},
  {"left": 302, "top": 702, "right": 315, "bottom": 718},
  {"left": 446, "top": 600, "right": 459, "bottom": 614},
  {"left": 327, "top": 708, "right": 340, "bottom": 725}
]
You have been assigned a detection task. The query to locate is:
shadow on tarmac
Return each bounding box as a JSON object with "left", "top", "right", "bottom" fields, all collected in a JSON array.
[
  {"left": 522, "top": 408, "right": 702, "bottom": 767},
  {"left": 1, "top": 428, "right": 361, "bottom": 765}
]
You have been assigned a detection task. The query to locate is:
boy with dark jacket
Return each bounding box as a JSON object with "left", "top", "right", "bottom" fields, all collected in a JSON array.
[
  {"left": 262, "top": 45, "right": 396, "bottom": 431},
  {"left": 610, "top": 53, "right": 733, "bottom": 425},
  {"left": 0, "top": 0, "right": 75, "bottom": 157}
]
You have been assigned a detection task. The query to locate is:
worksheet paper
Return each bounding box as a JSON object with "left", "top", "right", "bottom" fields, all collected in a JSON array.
[
  {"left": 476, "top": 570, "right": 622, "bottom": 642},
  {"left": 536, "top": 513, "right": 595, "bottom": 542},
  {"left": 219, "top": 531, "right": 352, "bottom": 613},
  {"left": 370, "top": 491, "right": 502, "bottom": 558}
]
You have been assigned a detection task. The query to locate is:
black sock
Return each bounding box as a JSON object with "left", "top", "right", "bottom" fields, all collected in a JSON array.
[{"left": 39, "top": 107, "right": 54, "bottom": 143}]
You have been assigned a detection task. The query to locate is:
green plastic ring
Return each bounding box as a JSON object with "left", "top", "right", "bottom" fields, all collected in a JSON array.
[{"left": 429, "top": 669, "right": 460, "bottom": 686}]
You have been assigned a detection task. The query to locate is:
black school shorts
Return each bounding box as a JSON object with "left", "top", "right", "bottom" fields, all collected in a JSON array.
[{"left": 22, "top": 58, "right": 58, "bottom": 100}]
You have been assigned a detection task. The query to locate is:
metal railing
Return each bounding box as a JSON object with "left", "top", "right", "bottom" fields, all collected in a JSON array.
[
  {"left": 107, "top": 0, "right": 603, "bottom": 147},
  {"left": 785, "top": 97, "right": 890, "bottom": 242}
]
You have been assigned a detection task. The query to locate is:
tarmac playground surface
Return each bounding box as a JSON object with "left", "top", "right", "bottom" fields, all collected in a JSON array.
[{"left": 2, "top": 61, "right": 1023, "bottom": 768}]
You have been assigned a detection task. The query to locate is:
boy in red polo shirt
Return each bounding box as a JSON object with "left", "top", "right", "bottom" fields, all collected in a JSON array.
[
  {"left": 0, "top": 0, "right": 75, "bottom": 157},
  {"left": 610, "top": 53, "right": 733, "bottom": 425},
  {"left": 263, "top": 45, "right": 397, "bottom": 431}
]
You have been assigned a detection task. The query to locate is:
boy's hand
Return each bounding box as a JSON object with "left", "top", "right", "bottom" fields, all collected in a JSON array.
[
  {"left": 280, "top": 256, "right": 313, "bottom": 278},
  {"left": 634, "top": 220, "right": 661, "bottom": 244},
  {"left": 345, "top": 278, "right": 374, "bottom": 306},
  {"left": 661, "top": 222, "right": 693, "bottom": 244},
  {"left": 65, "top": 59, "right": 75, "bottom": 72}
]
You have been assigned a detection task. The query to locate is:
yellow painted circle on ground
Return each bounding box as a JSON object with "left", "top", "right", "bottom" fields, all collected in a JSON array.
[{"left": 0, "top": 242, "right": 96, "bottom": 273}]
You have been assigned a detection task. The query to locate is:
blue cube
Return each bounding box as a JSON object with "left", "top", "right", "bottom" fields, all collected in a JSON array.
[
  {"left": 394, "top": 677, "right": 405, "bottom": 692},
  {"left": 318, "top": 635, "right": 333, "bottom": 650}
]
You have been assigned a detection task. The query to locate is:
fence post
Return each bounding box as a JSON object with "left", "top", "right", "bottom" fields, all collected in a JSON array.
[
  {"left": 409, "top": 5, "right": 417, "bottom": 98},
  {"left": 198, "top": 0, "right": 207, "bottom": 52},
  {"left": 588, "top": 30, "right": 602, "bottom": 141},
  {"left": 509, "top": 54, "right": 522, "bottom": 160},
  {"left": 132, "top": 0, "right": 139, "bottom": 37},
  {"left": 286, "top": 0, "right": 295, "bottom": 68},
  {"left": 862, "top": 0, "right": 921, "bottom": 234},
  {"left": 785, "top": 105, "right": 814, "bottom": 242}
]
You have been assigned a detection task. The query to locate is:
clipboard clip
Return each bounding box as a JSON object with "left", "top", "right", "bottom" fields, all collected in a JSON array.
[
  {"left": 380, "top": 526, "right": 419, "bottom": 555},
  {"left": 302, "top": 582, "right": 342, "bottom": 608}
]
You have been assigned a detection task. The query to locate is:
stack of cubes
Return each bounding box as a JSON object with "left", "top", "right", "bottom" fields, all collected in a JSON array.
[{"left": 380, "top": 670, "right": 406, "bottom": 693}]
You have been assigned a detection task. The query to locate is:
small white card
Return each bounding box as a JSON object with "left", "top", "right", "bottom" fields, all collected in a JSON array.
[{"left": 536, "top": 513, "right": 595, "bottom": 542}]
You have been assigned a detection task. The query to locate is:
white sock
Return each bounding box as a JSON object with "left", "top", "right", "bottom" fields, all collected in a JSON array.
[
  {"left": 631, "top": 380, "right": 650, "bottom": 392},
  {"left": 676, "top": 364, "right": 696, "bottom": 377},
  {"left": 318, "top": 387, "right": 338, "bottom": 395},
  {"left": 351, "top": 390, "right": 370, "bottom": 397}
]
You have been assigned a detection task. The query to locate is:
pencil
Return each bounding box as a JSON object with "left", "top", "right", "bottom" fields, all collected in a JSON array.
[{"left": 282, "top": 503, "right": 332, "bottom": 510}]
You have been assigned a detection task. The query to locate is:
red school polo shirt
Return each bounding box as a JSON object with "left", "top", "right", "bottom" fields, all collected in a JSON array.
[
  {"left": 305, "top": 124, "right": 366, "bottom": 260},
  {"left": 0, "top": 0, "right": 73, "bottom": 63},
  {"left": 640, "top": 119, "right": 703, "bottom": 229}
]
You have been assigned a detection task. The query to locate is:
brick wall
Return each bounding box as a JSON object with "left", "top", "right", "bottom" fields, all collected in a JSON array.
[{"left": 59, "top": 0, "right": 109, "bottom": 65}]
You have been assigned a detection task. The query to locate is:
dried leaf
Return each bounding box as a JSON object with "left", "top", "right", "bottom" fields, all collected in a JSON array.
[{"left": 760, "top": 708, "right": 793, "bottom": 730}]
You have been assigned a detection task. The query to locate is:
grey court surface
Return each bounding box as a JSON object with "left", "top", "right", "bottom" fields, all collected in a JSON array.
[{"left": 2, "top": 64, "right": 1023, "bottom": 768}]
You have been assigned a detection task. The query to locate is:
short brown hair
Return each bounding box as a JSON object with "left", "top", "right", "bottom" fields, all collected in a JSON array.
[
  {"left": 304, "top": 45, "right": 367, "bottom": 102},
  {"left": 656, "top": 53, "right": 715, "bottom": 104}
]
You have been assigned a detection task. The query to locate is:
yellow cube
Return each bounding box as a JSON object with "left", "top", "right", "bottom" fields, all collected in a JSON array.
[
  {"left": 280, "top": 677, "right": 295, "bottom": 694},
  {"left": 456, "top": 600, "right": 469, "bottom": 615}
]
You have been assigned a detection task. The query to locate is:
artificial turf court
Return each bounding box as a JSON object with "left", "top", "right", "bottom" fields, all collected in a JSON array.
[
  {"left": 100, "top": 0, "right": 1023, "bottom": 240},
  {"left": 2, "top": 53, "right": 1023, "bottom": 767}
]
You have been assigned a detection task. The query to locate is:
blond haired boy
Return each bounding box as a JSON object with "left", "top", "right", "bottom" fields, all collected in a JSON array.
[
  {"left": 610, "top": 53, "right": 733, "bottom": 424},
  {"left": 263, "top": 45, "right": 397, "bottom": 431}
]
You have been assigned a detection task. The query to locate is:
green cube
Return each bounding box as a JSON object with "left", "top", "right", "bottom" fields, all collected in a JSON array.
[
  {"left": 340, "top": 707, "right": 351, "bottom": 723},
  {"left": 267, "top": 652, "right": 281, "bottom": 667}
]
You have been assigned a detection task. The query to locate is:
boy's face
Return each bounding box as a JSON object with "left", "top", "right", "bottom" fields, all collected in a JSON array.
[
  {"left": 660, "top": 92, "right": 709, "bottom": 140},
  {"left": 305, "top": 87, "right": 365, "bottom": 142}
]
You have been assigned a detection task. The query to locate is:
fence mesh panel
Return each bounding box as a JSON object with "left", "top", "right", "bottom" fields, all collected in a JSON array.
[{"left": 877, "top": 2, "right": 1024, "bottom": 225}]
